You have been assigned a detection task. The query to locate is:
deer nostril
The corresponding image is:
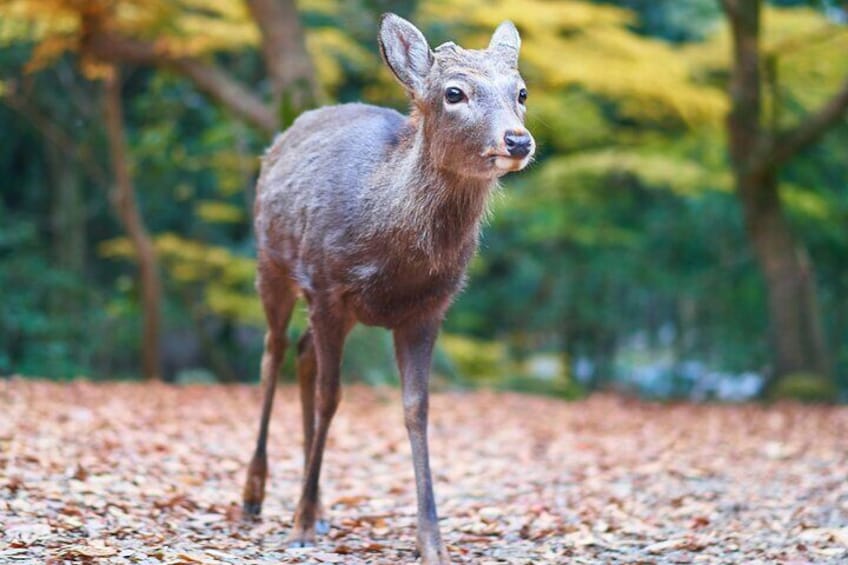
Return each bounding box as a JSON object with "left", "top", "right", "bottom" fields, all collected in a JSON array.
[{"left": 504, "top": 131, "right": 532, "bottom": 158}]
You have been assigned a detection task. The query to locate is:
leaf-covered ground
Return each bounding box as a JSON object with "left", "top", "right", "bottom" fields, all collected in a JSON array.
[{"left": 2, "top": 379, "right": 847, "bottom": 564}]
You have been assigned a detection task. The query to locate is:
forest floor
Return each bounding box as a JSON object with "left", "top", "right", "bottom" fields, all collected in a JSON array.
[{"left": 1, "top": 379, "right": 847, "bottom": 564}]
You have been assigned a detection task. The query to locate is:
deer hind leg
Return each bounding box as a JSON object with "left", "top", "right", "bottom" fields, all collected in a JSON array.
[
  {"left": 296, "top": 328, "right": 328, "bottom": 534},
  {"left": 242, "top": 260, "right": 297, "bottom": 517}
]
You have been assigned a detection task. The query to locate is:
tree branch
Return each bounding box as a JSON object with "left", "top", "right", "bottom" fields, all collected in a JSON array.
[
  {"left": 170, "top": 58, "right": 277, "bottom": 134},
  {"left": 720, "top": 0, "right": 737, "bottom": 19},
  {"left": 765, "top": 75, "right": 848, "bottom": 169},
  {"left": 721, "top": 0, "right": 764, "bottom": 177},
  {"left": 103, "top": 68, "right": 163, "bottom": 381},
  {"left": 245, "top": 0, "right": 318, "bottom": 104},
  {"left": 83, "top": 27, "right": 277, "bottom": 134}
]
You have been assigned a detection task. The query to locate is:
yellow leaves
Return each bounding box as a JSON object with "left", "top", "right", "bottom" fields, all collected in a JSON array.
[
  {"left": 204, "top": 285, "right": 264, "bottom": 326},
  {"left": 307, "top": 27, "right": 375, "bottom": 92},
  {"left": 532, "top": 27, "right": 727, "bottom": 126},
  {"left": 0, "top": 0, "right": 78, "bottom": 46},
  {"left": 420, "top": 0, "right": 631, "bottom": 36},
  {"left": 299, "top": 0, "right": 340, "bottom": 18},
  {"left": 79, "top": 58, "right": 114, "bottom": 81},
  {"left": 683, "top": 6, "right": 848, "bottom": 124},
  {"left": 418, "top": 0, "right": 727, "bottom": 128},
  {"left": 106, "top": 0, "right": 259, "bottom": 56},
  {"left": 439, "top": 333, "right": 512, "bottom": 381},
  {"left": 0, "top": 0, "right": 260, "bottom": 74},
  {"left": 98, "top": 237, "right": 134, "bottom": 259},
  {"left": 527, "top": 90, "right": 612, "bottom": 152},
  {"left": 540, "top": 150, "right": 731, "bottom": 197},
  {"left": 24, "top": 35, "right": 77, "bottom": 73},
  {"left": 194, "top": 201, "right": 244, "bottom": 224},
  {"left": 781, "top": 185, "right": 835, "bottom": 223},
  {"left": 99, "top": 233, "right": 262, "bottom": 326},
  {"left": 151, "top": 6, "right": 259, "bottom": 57},
  {"left": 765, "top": 28, "right": 848, "bottom": 119},
  {"left": 206, "top": 151, "right": 256, "bottom": 197},
  {"left": 762, "top": 6, "right": 842, "bottom": 53}
]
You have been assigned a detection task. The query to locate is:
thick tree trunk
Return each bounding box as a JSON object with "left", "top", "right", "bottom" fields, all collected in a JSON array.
[
  {"left": 722, "top": 0, "right": 834, "bottom": 383},
  {"left": 739, "top": 172, "right": 830, "bottom": 380},
  {"left": 103, "top": 69, "right": 163, "bottom": 381}
]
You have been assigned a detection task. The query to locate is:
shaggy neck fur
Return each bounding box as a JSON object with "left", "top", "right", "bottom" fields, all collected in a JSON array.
[{"left": 368, "top": 111, "right": 496, "bottom": 266}]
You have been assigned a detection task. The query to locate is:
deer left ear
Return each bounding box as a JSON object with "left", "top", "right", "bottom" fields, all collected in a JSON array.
[
  {"left": 488, "top": 21, "right": 521, "bottom": 68},
  {"left": 379, "top": 13, "right": 434, "bottom": 98}
]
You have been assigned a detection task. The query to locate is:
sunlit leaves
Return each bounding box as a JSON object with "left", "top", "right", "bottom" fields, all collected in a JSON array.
[
  {"left": 100, "top": 233, "right": 262, "bottom": 326},
  {"left": 540, "top": 150, "right": 732, "bottom": 197},
  {"left": 193, "top": 201, "right": 244, "bottom": 224},
  {"left": 527, "top": 90, "right": 612, "bottom": 153},
  {"left": 683, "top": 7, "right": 848, "bottom": 129},
  {"left": 421, "top": 0, "right": 727, "bottom": 128},
  {"left": 0, "top": 0, "right": 259, "bottom": 74},
  {"left": 306, "top": 27, "right": 375, "bottom": 92},
  {"left": 439, "top": 333, "right": 512, "bottom": 383}
]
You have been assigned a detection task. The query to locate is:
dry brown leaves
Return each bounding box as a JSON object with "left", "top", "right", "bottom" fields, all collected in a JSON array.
[{"left": 1, "top": 379, "right": 847, "bottom": 564}]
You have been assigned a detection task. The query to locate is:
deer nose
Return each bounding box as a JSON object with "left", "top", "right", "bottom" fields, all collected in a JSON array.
[{"left": 504, "top": 131, "right": 532, "bottom": 158}]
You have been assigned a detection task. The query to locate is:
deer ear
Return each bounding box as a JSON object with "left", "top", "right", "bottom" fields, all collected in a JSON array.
[
  {"left": 488, "top": 20, "right": 521, "bottom": 67},
  {"left": 379, "top": 13, "right": 433, "bottom": 97}
]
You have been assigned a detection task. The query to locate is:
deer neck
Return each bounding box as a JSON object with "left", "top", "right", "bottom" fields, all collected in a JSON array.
[{"left": 375, "top": 114, "right": 496, "bottom": 262}]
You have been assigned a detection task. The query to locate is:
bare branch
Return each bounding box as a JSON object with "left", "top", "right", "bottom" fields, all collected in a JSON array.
[
  {"left": 170, "top": 58, "right": 277, "bottom": 134},
  {"left": 83, "top": 28, "right": 276, "bottom": 134},
  {"left": 764, "top": 76, "right": 848, "bottom": 170}
]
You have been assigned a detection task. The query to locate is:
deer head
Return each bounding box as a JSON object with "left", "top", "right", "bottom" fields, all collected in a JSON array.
[{"left": 379, "top": 14, "right": 535, "bottom": 180}]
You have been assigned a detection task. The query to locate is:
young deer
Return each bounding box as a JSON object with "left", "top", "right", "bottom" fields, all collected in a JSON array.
[{"left": 242, "top": 13, "right": 534, "bottom": 564}]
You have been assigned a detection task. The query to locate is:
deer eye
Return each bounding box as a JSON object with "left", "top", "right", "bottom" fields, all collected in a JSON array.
[
  {"left": 518, "top": 88, "right": 528, "bottom": 105},
  {"left": 445, "top": 87, "right": 466, "bottom": 104}
]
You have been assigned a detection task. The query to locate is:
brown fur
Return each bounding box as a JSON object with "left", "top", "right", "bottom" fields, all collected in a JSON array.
[{"left": 242, "top": 13, "right": 534, "bottom": 564}]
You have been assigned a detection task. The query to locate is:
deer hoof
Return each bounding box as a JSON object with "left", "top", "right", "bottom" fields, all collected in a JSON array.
[
  {"left": 242, "top": 500, "right": 262, "bottom": 518},
  {"left": 315, "top": 518, "right": 330, "bottom": 535},
  {"left": 287, "top": 530, "right": 316, "bottom": 548},
  {"left": 418, "top": 544, "right": 450, "bottom": 564}
]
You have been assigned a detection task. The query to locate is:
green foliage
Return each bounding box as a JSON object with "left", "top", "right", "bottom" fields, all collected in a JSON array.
[
  {"left": 771, "top": 372, "right": 839, "bottom": 403},
  {"left": 100, "top": 232, "right": 263, "bottom": 326},
  {"left": 0, "top": 203, "right": 131, "bottom": 379},
  {"left": 1, "top": 1, "right": 847, "bottom": 399},
  {"left": 340, "top": 326, "right": 398, "bottom": 386},
  {"left": 439, "top": 333, "right": 514, "bottom": 384}
]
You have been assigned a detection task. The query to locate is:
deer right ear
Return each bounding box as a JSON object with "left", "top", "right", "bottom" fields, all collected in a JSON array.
[
  {"left": 489, "top": 21, "right": 521, "bottom": 68},
  {"left": 379, "top": 13, "right": 433, "bottom": 98}
]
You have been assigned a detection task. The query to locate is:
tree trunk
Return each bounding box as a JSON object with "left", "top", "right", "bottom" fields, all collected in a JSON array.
[
  {"left": 245, "top": 0, "right": 319, "bottom": 128},
  {"left": 722, "top": 0, "right": 833, "bottom": 384},
  {"left": 103, "top": 68, "right": 163, "bottom": 381},
  {"left": 739, "top": 171, "right": 830, "bottom": 380}
]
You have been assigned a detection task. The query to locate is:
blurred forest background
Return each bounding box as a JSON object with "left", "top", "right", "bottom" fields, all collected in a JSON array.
[{"left": 1, "top": 0, "right": 847, "bottom": 401}]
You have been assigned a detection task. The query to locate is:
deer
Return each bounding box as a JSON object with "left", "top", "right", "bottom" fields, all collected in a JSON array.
[{"left": 241, "top": 13, "right": 534, "bottom": 564}]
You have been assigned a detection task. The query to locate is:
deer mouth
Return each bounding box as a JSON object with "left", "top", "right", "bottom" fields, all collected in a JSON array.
[{"left": 485, "top": 153, "right": 531, "bottom": 174}]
